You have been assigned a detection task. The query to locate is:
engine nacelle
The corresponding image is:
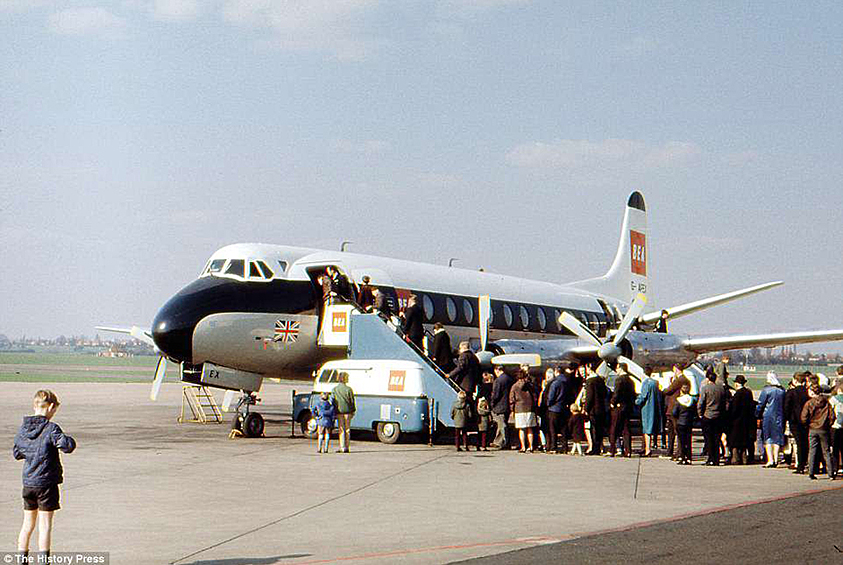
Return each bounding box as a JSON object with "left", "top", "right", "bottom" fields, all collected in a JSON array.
[{"left": 622, "top": 332, "right": 696, "bottom": 372}]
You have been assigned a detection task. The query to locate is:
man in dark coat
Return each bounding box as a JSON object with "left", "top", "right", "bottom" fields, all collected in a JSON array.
[
  {"left": 430, "top": 323, "right": 454, "bottom": 372},
  {"left": 401, "top": 294, "right": 425, "bottom": 348},
  {"left": 784, "top": 372, "right": 810, "bottom": 473},
  {"left": 490, "top": 365, "right": 514, "bottom": 449},
  {"left": 357, "top": 275, "right": 375, "bottom": 311},
  {"left": 544, "top": 367, "right": 568, "bottom": 454},
  {"left": 584, "top": 368, "right": 608, "bottom": 455},
  {"left": 609, "top": 366, "right": 636, "bottom": 457},
  {"left": 727, "top": 375, "right": 755, "bottom": 464},
  {"left": 698, "top": 371, "right": 727, "bottom": 466},
  {"left": 448, "top": 341, "right": 480, "bottom": 399},
  {"left": 372, "top": 287, "right": 393, "bottom": 318}
]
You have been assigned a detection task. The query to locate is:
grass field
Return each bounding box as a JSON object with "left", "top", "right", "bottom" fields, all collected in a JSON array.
[{"left": 0, "top": 349, "right": 180, "bottom": 384}]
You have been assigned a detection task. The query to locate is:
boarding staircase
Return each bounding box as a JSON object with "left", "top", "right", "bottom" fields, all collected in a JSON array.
[
  {"left": 318, "top": 303, "right": 463, "bottom": 428},
  {"left": 178, "top": 385, "right": 223, "bottom": 424}
]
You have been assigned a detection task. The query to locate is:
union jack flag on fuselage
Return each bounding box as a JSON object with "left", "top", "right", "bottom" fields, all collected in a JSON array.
[{"left": 274, "top": 319, "right": 300, "bottom": 343}]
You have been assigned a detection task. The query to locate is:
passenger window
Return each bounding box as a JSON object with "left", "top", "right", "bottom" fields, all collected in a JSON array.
[
  {"left": 446, "top": 297, "right": 458, "bottom": 323},
  {"left": 209, "top": 259, "right": 226, "bottom": 273},
  {"left": 258, "top": 261, "right": 274, "bottom": 279},
  {"left": 225, "top": 259, "right": 245, "bottom": 277},
  {"left": 249, "top": 262, "right": 261, "bottom": 278},
  {"left": 463, "top": 299, "right": 474, "bottom": 324},
  {"left": 502, "top": 304, "right": 513, "bottom": 328},
  {"left": 422, "top": 295, "right": 435, "bottom": 321},
  {"left": 519, "top": 305, "right": 529, "bottom": 329},
  {"left": 537, "top": 308, "right": 547, "bottom": 331}
]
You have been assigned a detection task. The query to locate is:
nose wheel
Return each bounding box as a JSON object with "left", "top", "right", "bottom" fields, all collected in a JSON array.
[{"left": 231, "top": 392, "right": 265, "bottom": 438}]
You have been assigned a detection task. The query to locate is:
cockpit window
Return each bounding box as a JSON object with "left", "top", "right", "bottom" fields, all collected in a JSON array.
[
  {"left": 258, "top": 261, "right": 274, "bottom": 279},
  {"left": 249, "top": 262, "right": 261, "bottom": 278},
  {"left": 225, "top": 259, "right": 245, "bottom": 277},
  {"left": 208, "top": 259, "right": 226, "bottom": 273},
  {"left": 277, "top": 260, "right": 288, "bottom": 273}
]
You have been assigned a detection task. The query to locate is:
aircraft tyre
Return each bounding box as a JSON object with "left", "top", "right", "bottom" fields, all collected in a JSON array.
[
  {"left": 243, "top": 412, "right": 265, "bottom": 438},
  {"left": 300, "top": 413, "right": 318, "bottom": 439},
  {"left": 376, "top": 422, "right": 401, "bottom": 444}
]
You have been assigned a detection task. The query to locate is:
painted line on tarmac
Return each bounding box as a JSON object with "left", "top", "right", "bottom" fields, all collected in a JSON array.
[
  {"left": 262, "top": 480, "right": 843, "bottom": 565},
  {"left": 170, "top": 452, "right": 452, "bottom": 565}
]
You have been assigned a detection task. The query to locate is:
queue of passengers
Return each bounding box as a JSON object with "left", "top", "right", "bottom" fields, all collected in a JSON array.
[{"left": 446, "top": 352, "right": 843, "bottom": 479}]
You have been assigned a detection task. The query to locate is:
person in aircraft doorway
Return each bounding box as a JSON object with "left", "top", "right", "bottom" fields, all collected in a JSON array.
[{"left": 655, "top": 310, "right": 669, "bottom": 333}]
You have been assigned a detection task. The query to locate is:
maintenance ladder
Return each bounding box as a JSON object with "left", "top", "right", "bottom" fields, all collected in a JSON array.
[{"left": 179, "top": 384, "right": 223, "bottom": 424}]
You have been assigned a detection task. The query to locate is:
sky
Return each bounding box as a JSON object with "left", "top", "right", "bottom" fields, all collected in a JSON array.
[{"left": 2, "top": 1, "right": 842, "bottom": 352}]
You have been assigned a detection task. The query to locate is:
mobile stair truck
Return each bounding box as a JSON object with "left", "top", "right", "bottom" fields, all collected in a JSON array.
[{"left": 293, "top": 309, "right": 462, "bottom": 444}]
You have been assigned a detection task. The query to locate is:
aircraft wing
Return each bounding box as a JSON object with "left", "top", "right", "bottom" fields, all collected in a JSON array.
[
  {"left": 683, "top": 329, "right": 843, "bottom": 354},
  {"left": 639, "top": 281, "right": 783, "bottom": 325},
  {"left": 96, "top": 325, "right": 155, "bottom": 348}
]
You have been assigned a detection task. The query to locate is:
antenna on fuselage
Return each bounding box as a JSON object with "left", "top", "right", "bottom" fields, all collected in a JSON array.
[
  {"left": 341, "top": 241, "right": 353, "bottom": 252},
  {"left": 448, "top": 258, "right": 459, "bottom": 267}
]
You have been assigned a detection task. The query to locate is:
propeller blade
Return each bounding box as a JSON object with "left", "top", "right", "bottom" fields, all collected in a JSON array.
[
  {"left": 221, "top": 390, "right": 237, "bottom": 412},
  {"left": 150, "top": 356, "right": 166, "bottom": 401},
  {"left": 596, "top": 361, "right": 611, "bottom": 378},
  {"left": 559, "top": 312, "right": 602, "bottom": 346},
  {"left": 617, "top": 355, "right": 647, "bottom": 381},
  {"left": 491, "top": 353, "right": 542, "bottom": 367},
  {"left": 613, "top": 293, "right": 648, "bottom": 345},
  {"left": 478, "top": 294, "right": 491, "bottom": 351}
]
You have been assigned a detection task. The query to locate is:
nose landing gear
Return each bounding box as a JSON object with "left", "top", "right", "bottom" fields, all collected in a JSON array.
[{"left": 230, "top": 392, "right": 265, "bottom": 438}]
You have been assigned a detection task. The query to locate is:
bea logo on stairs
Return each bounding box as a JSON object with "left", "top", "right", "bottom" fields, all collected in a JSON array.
[
  {"left": 388, "top": 370, "right": 406, "bottom": 392},
  {"left": 332, "top": 312, "right": 348, "bottom": 332}
]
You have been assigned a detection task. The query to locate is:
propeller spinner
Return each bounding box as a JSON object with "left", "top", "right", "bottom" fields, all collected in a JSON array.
[{"left": 559, "top": 293, "right": 649, "bottom": 380}]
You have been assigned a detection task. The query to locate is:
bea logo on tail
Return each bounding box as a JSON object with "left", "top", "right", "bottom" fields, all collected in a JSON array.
[{"left": 630, "top": 230, "right": 646, "bottom": 276}]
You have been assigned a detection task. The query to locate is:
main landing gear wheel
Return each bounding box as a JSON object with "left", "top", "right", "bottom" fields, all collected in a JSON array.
[
  {"left": 376, "top": 422, "right": 401, "bottom": 444},
  {"left": 301, "top": 414, "right": 318, "bottom": 439},
  {"left": 242, "top": 412, "right": 265, "bottom": 438}
]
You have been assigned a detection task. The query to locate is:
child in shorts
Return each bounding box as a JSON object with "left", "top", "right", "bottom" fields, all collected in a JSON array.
[
  {"left": 313, "top": 392, "right": 336, "bottom": 453},
  {"left": 13, "top": 390, "right": 76, "bottom": 559}
]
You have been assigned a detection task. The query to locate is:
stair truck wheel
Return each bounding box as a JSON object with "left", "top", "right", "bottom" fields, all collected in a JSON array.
[
  {"left": 243, "top": 412, "right": 265, "bottom": 438},
  {"left": 376, "top": 422, "right": 401, "bottom": 444},
  {"left": 300, "top": 412, "right": 318, "bottom": 439}
]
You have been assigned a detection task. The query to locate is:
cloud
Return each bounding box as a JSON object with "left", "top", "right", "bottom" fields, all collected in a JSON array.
[
  {"left": 152, "top": 0, "right": 200, "bottom": 21},
  {"left": 506, "top": 139, "right": 701, "bottom": 172},
  {"left": 221, "top": 0, "right": 382, "bottom": 61},
  {"left": 47, "top": 6, "right": 127, "bottom": 37}
]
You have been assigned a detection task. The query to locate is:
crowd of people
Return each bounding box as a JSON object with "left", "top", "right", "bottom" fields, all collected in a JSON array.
[{"left": 445, "top": 348, "right": 843, "bottom": 480}]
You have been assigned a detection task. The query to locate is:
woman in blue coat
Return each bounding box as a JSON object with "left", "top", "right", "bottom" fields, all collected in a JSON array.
[
  {"left": 755, "top": 372, "right": 786, "bottom": 467},
  {"left": 636, "top": 373, "right": 663, "bottom": 457}
]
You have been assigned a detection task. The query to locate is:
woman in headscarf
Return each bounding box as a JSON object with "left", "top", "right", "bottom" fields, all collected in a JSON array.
[{"left": 756, "top": 371, "right": 786, "bottom": 467}]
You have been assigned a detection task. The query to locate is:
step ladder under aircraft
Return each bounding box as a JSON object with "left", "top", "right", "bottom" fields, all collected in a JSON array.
[
  {"left": 179, "top": 384, "right": 223, "bottom": 424},
  {"left": 319, "top": 303, "right": 463, "bottom": 429}
]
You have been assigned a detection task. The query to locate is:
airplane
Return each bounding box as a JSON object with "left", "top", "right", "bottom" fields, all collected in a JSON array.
[{"left": 100, "top": 191, "right": 843, "bottom": 429}]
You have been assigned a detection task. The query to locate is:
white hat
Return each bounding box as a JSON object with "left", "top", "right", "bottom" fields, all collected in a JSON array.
[{"left": 766, "top": 371, "right": 781, "bottom": 387}]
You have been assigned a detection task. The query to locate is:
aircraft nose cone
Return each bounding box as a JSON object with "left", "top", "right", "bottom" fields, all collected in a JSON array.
[{"left": 151, "top": 296, "right": 195, "bottom": 363}]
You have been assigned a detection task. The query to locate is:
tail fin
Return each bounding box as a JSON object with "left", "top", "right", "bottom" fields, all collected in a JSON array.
[{"left": 568, "top": 191, "right": 649, "bottom": 302}]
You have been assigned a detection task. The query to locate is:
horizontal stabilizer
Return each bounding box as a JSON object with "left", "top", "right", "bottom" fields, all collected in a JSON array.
[
  {"left": 684, "top": 329, "right": 843, "bottom": 354},
  {"left": 96, "top": 325, "right": 155, "bottom": 348},
  {"left": 639, "top": 281, "right": 783, "bottom": 325}
]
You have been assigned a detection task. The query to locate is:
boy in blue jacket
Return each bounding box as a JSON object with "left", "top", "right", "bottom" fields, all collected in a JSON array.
[
  {"left": 313, "top": 392, "right": 336, "bottom": 453},
  {"left": 13, "top": 390, "right": 76, "bottom": 558}
]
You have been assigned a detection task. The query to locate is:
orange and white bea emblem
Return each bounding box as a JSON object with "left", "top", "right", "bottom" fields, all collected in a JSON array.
[
  {"left": 388, "top": 370, "right": 406, "bottom": 392},
  {"left": 630, "top": 230, "right": 646, "bottom": 276},
  {"left": 332, "top": 312, "right": 348, "bottom": 333}
]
